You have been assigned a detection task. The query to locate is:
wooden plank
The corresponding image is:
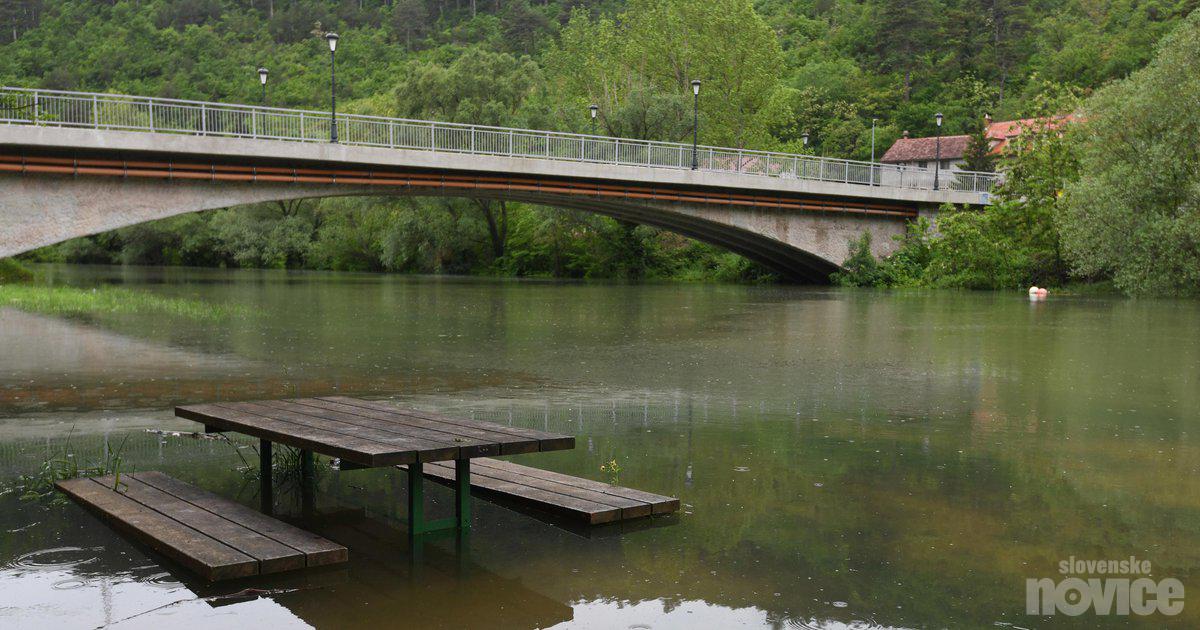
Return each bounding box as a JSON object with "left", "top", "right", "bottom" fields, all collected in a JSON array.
[
  {"left": 227, "top": 401, "right": 462, "bottom": 462},
  {"left": 176, "top": 404, "right": 410, "bottom": 467},
  {"left": 114, "top": 476, "right": 304, "bottom": 574},
  {"left": 56, "top": 477, "right": 258, "bottom": 581},
  {"left": 287, "top": 398, "right": 539, "bottom": 456},
  {"left": 414, "top": 463, "right": 621, "bottom": 525},
  {"left": 451, "top": 462, "right": 653, "bottom": 519},
  {"left": 473, "top": 458, "right": 680, "bottom": 514},
  {"left": 131, "top": 472, "right": 346, "bottom": 567},
  {"left": 320, "top": 396, "right": 576, "bottom": 451}
]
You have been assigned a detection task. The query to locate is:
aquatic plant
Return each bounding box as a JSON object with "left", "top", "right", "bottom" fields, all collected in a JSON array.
[
  {"left": 0, "top": 284, "right": 247, "bottom": 320},
  {"left": 9, "top": 428, "right": 130, "bottom": 504},
  {"left": 600, "top": 458, "right": 622, "bottom": 484}
]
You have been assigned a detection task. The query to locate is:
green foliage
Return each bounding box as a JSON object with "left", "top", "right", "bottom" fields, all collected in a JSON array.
[
  {"left": 7, "top": 429, "right": 129, "bottom": 504},
  {"left": 1, "top": 0, "right": 1193, "bottom": 288},
  {"left": 0, "top": 258, "right": 34, "bottom": 283},
  {"left": 831, "top": 232, "right": 882, "bottom": 287},
  {"left": 1059, "top": 12, "right": 1200, "bottom": 297}
]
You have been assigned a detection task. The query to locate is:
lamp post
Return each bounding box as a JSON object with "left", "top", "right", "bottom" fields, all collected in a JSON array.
[
  {"left": 933, "top": 112, "right": 943, "bottom": 190},
  {"left": 257, "top": 67, "right": 269, "bottom": 104},
  {"left": 870, "top": 118, "right": 878, "bottom": 185},
  {"left": 326, "top": 32, "right": 339, "bottom": 143},
  {"left": 589, "top": 104, "right": 598, "bottom": 135},
  {"left": 870, "top": 118, "right": 877, "bottom": 162},
  {"left": 690, "top": 79, "right": 701, "bottom": 170}
]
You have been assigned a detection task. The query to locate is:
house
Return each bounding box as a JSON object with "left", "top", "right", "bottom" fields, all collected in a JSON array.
[
  {"left": 880, "top": 132, "right": 971, "bottom": 171},
  {"left": 880, "top": 115, "right": 1077, "bottom": 172}
]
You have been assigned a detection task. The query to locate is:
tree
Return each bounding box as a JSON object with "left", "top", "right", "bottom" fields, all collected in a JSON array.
[
  {"left": 390, "top": 0, "right": 430, "bottom": 50},
  {"left": 1059, "top": 14, "right": 1200, "bottom": 296},
  {"left": 961, "top": 118, "right": 995, "bottom": 172}
]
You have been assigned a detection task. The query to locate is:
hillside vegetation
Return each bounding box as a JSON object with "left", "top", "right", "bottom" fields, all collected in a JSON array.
[{"left": 2, "top": 1, "right": 1197, "bottom": 292}]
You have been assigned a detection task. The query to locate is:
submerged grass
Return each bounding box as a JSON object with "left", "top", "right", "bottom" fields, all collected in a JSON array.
[
  {"left": 0, "top": 284, "right": 246, "bottom": 320},
  {"left": 8, "top": 427, "right": 130, "bottom": 504}
]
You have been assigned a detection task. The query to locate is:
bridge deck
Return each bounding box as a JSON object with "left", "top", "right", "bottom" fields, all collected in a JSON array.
[{"left": 57, "top": 472, "right": 347, "bottom": 581}]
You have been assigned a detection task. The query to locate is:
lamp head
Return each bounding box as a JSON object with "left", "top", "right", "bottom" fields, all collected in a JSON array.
[
  {"left": 326, "top": 32, "right": 339, "bottom": 53},
  {"left": 258, "top": 67, "right": 269, "bottom": 85},
  {"left": 691, "top": 80, "right": 701, "bottom": 96},
  {"left": 589, "top": 104, "right": 598, "bottom": 119},
  {"left": 935, "top": 112, "right": 943, "bottom": 127},
  {"left": 801, "top": 132, "right": 809, "bottom": 146}
]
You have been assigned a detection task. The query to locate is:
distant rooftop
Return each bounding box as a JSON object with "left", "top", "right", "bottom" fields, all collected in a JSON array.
[{"left": 881, "top": 135, "right": 970, "bottom": 164}]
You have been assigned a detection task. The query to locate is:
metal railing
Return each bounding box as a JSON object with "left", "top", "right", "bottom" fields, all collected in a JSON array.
[{"left": 0, "top": 86, "right": 999, "bottom": 195}]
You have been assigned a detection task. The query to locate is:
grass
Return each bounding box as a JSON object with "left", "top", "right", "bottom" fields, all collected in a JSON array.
[
  {"left": 8, "top": 428, "right": 130, "bottom": 504},
  {"left": 0, "top": 283, "right": 246, "bottom": 320}
]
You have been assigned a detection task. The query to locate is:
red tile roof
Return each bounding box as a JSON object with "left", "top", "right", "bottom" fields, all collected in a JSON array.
[
  {"left": 880, "top": 135, "right": 970, "bottom": 164},
  {"left": 985, "top": 115, "right": 1076, "bottom": 155}
]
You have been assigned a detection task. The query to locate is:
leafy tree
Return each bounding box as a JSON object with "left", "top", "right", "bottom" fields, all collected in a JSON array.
[{"left": 1059, "top": 13, "right": 1200, "bottom": 296}]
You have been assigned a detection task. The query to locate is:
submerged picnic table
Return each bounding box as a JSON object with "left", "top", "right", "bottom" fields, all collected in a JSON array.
[{"left": 176, "top": 396, "right": 575, "bottom": 534}]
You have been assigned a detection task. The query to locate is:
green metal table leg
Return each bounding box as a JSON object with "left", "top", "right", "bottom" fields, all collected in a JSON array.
[
  {"left": 408, "top": 462, "right": 425, "bottom": 535},
  {"left": 456, "top": 458, "right": 471, "bottom": 530},
  {"left": 259, "top": 439, "right": 273, "bottom": 514},
  {"left": 300, "top": 449, "right": 315, "bottom": 512}
]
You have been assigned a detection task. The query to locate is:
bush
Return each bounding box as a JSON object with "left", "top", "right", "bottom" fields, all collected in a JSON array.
[{"left": 0, "top": 258, "right": 34, "bottom": 284}]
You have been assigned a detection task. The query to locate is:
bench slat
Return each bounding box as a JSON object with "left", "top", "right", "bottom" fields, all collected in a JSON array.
[
  {"left": 418, "top": 462, "right": 622, "bottom": 525},
  {"left": 473, "top": 458, "right": 681, "bottom": 514},
  {"left": 57, "top": 477, "right": 259, "bottom": 581},
  {"left": 411, "top": 458, "right": 679, "bottom": 525},
  {"left": 57, "top": 473, "right": 348, "bottom": 581},
  {"left": 131, "top": 471, "right": 347, "bottom": 567}
]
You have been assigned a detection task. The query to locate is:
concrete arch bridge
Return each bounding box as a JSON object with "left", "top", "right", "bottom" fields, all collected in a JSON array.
[{"left": 0, "top": 88, "right": 996, "bottom": 282}]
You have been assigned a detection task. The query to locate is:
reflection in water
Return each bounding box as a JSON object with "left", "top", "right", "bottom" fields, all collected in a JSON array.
[{"left": 1, "top": 265, "right": 1199, "bottom": 628}]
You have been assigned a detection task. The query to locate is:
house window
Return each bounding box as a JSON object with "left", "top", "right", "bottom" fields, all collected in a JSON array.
[{"left": 917, "top": 161, "right": 928, "bottom": 168}]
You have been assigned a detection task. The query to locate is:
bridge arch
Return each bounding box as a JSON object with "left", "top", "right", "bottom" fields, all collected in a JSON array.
[{"left": 1, "top": 173, "right": 874, "bottom": 282}]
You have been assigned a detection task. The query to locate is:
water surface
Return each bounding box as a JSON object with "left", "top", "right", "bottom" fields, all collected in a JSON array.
[{"left": 2, "top": 265, "right": 1198, "bottom": 628}]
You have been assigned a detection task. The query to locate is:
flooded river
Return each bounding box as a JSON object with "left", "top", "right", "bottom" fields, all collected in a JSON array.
[{"left": 1, "top": 265, "right": 1198, "bottom": 628}]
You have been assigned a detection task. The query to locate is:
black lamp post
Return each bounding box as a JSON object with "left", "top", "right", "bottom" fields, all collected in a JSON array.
[
  {"left": 802, "top": 132, "right": 809, "bottom": 148},
  {"left": 589, "top": 104, "right": 598, "bottom": 135},
  {"left": 326, "top": 32, "right": 339, "bottom": 143},
  {"left": 934, "top": 112, "right": 944, "bottom": 190},
  {"left": 257, "top": 67, "right": 269, "bottom": 104},
  {"left": 690, "top": 79, "right": 701, "bottom": 170}
]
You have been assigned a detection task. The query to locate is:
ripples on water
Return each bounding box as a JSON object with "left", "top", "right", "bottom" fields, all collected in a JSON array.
[{"left": 1, "top": 265, "right": 1198, "bottom": 628}]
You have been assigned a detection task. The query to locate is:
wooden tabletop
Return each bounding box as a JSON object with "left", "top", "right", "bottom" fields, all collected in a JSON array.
[{"left": 176, "top": 396, "right": 575, "bottom": 468}]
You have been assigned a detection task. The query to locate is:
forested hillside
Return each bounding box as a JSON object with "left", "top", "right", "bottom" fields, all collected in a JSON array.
[{"left": 2, "top": 1, "right": 1197, "bottom": 290}]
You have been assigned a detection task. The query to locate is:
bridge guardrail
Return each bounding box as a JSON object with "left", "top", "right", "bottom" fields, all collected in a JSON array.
[{"left": 0, "top": 87, "right": 999, "bottom": 195}]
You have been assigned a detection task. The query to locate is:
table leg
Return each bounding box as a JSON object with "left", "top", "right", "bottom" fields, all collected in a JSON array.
[
  {"left": 300, "top": 449, "right": 315, "bottom": 512},
  {"left": 259, "top": 439, "right": 273, "bottom": 514},
  {"left": 456, "top": 458, "right": 471, "bottom": 530},
  {"left": 408, "top": 462, "right": 425, "bottom": 535}
]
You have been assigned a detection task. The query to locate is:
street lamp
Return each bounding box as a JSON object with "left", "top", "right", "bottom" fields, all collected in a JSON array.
[
  {"left": 870, "top": 118, "right": 877, "bottom": 163},
  {"left": 870, "top": 118, "right": 878, "bottom": 186},
  {"left": 257, "top": 67, "right": 269, "bottom": 104},
  {"left": 933, "top": 112, "right": 944, "bottom": 190},
  {"left": 802, "top": 132, "right": 809, "bottom": 147},
  {"left": 690, "top": 79, "right": 701, "bottom": 170},
  {"left": 589, "top": 104, "right": 598, "bottom": 135},
  {"left": 326, "top": 32, "right": 339, "bottom": 143}
]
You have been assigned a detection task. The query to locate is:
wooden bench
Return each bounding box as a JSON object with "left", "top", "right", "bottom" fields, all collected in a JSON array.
[
  {"left": 57, "top": 471, "right": 347, "bottom": 581},
  {"left": 407, "top": 457, "right": 679, "bottom": 525}
]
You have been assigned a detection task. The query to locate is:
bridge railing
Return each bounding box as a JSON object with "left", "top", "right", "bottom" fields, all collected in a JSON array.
[{"left": 0, "top": 87, "right": 999, "bottom": 195}]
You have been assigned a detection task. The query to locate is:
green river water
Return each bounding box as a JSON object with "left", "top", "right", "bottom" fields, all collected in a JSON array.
[{"left": 1, "top": 265, "right": 1197, "bottom": 629}]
